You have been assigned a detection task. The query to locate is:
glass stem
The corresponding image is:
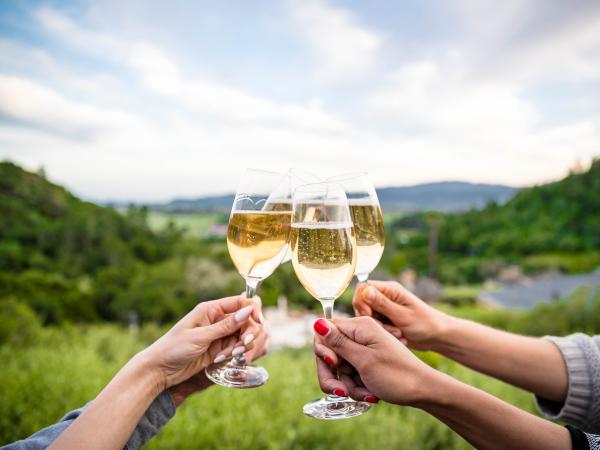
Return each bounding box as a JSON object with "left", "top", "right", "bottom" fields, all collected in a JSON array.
[
  {"left": 321, "top": 299, "right": 344, "bottom": 400},
  {"left": 232, "top": 279, "right": 259, "bottom": 367},
  {"left": 322, "top": 299, "right": 334, "bottom": 320}
]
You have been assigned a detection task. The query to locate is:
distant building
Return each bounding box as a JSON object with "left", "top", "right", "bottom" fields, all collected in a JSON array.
[{"left": 479, "top": 268, "right": 600, "bottom": 309}]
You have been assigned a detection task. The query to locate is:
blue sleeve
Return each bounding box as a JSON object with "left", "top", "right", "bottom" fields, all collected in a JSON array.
[
  {"left": 0, "top": 391, "right": 176, "bottom": 450},
  {"left": 0, "top": 407, "right": 86, "bottom": 450}
]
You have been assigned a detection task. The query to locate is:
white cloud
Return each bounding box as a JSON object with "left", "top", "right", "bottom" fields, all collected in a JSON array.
[
  {"left": 0, "top": 1, "right": 599, "bottom": 202},
  {"left": 33, "top": 9, "right": 349, "bottom": 134},
  {"left": 125, "top": 42, "right": 349, "bottom": 133},
  {"left": 288, "top": 0, "right": 382, "bottom": 81},
  {"left": 455, "top": 0, "right": 600, "bottom": 83},
  {"left": 0, "top": 70, "right": 356, "bottom": 200},
  {"left": 366, "top": 56, "right": 600, "bottom": 184},
  {"left": 34, "top": 7, "right": 125, "bottom": 57},
  {"left": 128, "top": 43, "right": 183, "bottom": 96},
  {"left": 368, "top": 60, "right": 539, "bottom": 141},
  {"left": 0, "top": 76, "right": 140, "bottom": 137}
]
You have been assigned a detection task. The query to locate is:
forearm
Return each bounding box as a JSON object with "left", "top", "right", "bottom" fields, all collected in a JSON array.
[
  {"left": 433, "top": 317, "right": 568, "bottom": 401},
  {"left": 48, "top": 354, "right": 163, "bottom": 450},
  {"left": 416, "top": 371, "right": 572, "bottom": 450}
]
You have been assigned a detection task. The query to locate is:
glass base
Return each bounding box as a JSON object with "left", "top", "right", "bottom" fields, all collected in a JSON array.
[
  {"left": 303, "top": 395, "right": 372, "bottom": 420},
  {"left": 205, "top": 359, "right": 269, "bottom": 389}
]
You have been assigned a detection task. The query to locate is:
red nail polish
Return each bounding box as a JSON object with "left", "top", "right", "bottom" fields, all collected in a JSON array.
[
  {"left": 364, "top": 395, "right": 379, "bottom": 404},
  {"left": 314, "top": 319, "right": 331, "bottom": 336},
  {"left": 323, "top": 355, "right": 335, "bottom": 366},
  {"left": 333, "top": 388, "right": 347, "bottom": 397}
]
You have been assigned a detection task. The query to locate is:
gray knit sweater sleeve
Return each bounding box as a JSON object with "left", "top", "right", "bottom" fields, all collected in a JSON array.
[{"left": 535, "top": 333, "right": 600, "bottom": 433}]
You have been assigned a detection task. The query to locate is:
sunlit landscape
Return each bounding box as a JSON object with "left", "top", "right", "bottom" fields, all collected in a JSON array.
[{"left": 1, "top": 0, "right": 600, "bottom": 448}]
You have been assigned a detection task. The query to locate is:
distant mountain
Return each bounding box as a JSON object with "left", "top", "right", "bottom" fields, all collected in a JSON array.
[
  {"left": 152, "top": 181, "right": 518, "bottom": 213},
  {"left": 386, "top": 159, "right": 600, "bottom": 285},
  {"left": 153, "top": 194, "right": 236, "bottom": 213},
  {"left": 438, "top": 159, "right": 600, "bottom": 258},
  {"left": 376, "top": 182, "right": 517, "bottom": 212}
]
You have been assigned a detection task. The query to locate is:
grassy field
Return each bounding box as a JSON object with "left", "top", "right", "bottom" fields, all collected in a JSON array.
[
  {"left": 0, "top": 325, "right": 537, "bottom": 450},
  {"left": 147, "top": 212, "right": 225, "bottom": 237}
]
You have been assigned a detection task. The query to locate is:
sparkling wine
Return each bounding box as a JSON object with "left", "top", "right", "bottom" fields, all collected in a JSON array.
[
  {"left": 227, "top": 211, "right": 291, "bottom": 281},
  {"left": 349, "top": 200, "right": 385, "bottom": 281},
  {"left": 264, "top": 200, "right": 292, "bottom": 212},
  {"left": 264, "top": 200, "right": 293, "bottom": 263},
  {"left": 290, "top": 222, "right": 356, "bottom": 301}
]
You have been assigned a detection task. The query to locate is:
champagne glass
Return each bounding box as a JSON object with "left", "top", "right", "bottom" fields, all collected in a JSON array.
[
  {"left": 205, "top": 169, "right": 291, "bottom": 388},
  {"left": 290, "top": 181, "right": 371, "bottom": 419},
  {"left": 328, "top": 173, "right": 385, "bottom": 282},
  {"left": 276, "top": 169, "right": 321, "bottom": 264}
]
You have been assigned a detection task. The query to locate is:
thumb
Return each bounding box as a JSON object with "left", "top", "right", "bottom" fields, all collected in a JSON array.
[
  {"left": 197, "top": 305, "right": 253, "bottom": 343},
  {"left": 352, "top": 283, "right": 373, "bottom": 317},
  {"left": 362, "top": 285, "right": 401, "bottom": 320},
  {"left": 313, "top": 319, "right": 364, "bottom": 368}
]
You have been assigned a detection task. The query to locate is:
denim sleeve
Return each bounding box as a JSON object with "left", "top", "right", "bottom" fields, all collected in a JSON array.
[
  {"left": 0, "top": 391, "right": 176, "bottom": 450},
  {"left": 0, "top": 407, "right": 85, "bottom": 450}
]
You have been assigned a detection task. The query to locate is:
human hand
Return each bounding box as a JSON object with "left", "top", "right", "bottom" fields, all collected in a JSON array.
[
  {"left": 313, "top": 334, "right": 378, "bottom": 404},
  {"left": 312, "top": 316, "right": 439, "bottom": 406},
  {"left": 353, "top": 281, "right": 450, "bottom": 351},
  {"left": 168, "top": 306, "right": 271, "bottom": 406},
  {"left": 134, "top": 294, "right": 265, "bottom": 392}
]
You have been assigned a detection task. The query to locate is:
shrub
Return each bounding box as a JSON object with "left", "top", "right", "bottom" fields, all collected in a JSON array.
[{"left": 0, "top": 297, "right": 42, "bottom": 346}]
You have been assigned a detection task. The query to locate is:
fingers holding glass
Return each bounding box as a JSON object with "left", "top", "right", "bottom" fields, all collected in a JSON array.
[
  {"left": 290, "top": 181, "right": 371, "bottom": 419},
  {"left": 206, "top": 169, "right": 290, "bottom": 389}
]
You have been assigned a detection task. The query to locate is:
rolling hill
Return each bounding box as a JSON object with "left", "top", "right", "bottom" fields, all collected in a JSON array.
[{"left": 153, "top": 181, "right": 518, "bottom": 213}]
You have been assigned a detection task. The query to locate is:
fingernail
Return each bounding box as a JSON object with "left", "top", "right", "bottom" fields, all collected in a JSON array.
[
  {"left": 243, "top": 334, "right": 255, "bottom": 345},
  {"left": 235, "top": 305, "right": 253, "bottom": 323},
  {"left": 213, "top": 354, "right": 226, "bottom": 364},
  {"left": 364, "top": 287, "right": 377, "bottom": 304},
  {"left": 364, "top": 395, "right": 379, "bottom": 404},
  {"left": 232, "top": 346, "right": 245, "bottom": 356},
  {"left": 323, "top": 355, "right": 335, "bottom": 366},
  {"left": 258, "top": 311, "right": 264, "bottom": 324},
  {"left": 333, "top": 388, "right": 347, "bottom": 397},
  {"left": 314, "top": 319, "right": 331, "bottom": 337}
]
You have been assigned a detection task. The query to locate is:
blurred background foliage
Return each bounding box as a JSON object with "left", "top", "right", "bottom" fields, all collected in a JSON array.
[
  {"left": 1, "top": 159, "right": 600, "bottom": 448},
  {"left": 2, "top": 159, "right": 599, "bottom": 331}
]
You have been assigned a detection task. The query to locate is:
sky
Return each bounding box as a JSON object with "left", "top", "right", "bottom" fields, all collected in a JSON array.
[{"left": 0, "top": 0, "right": 599, "bottom": 202}]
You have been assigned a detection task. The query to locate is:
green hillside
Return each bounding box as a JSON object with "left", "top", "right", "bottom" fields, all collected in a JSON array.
[
  {"left": 0, "top": 162, "right": 178, "bottom": 275},
  {"left": 0, "top": 162, "right": 302, "bottom": 329},
  {"left": 388, "top": 159, "right": 600, "bottom": 283},
  {"left": 2, "top": 159, "right": 599, "bottom": 328},
  {"left": 0, "top": 162, "right": 185, "bottom": 324},
  {"left": 440, "top": 158, "right": 600, "bottom": 255}
]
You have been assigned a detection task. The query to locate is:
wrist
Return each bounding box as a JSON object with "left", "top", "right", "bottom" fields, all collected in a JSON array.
[
  {"left": 428, "top": 313, "right": 460, "bottom": 353},
  {"left": 129, "top": 350, "right": 166, "bottom": 399},
  {"left": 168, "top": 386, "right": 186, "bottom": 407},
  {"left": 412, "top": 368, "right": 462, "bottom": 411}
]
